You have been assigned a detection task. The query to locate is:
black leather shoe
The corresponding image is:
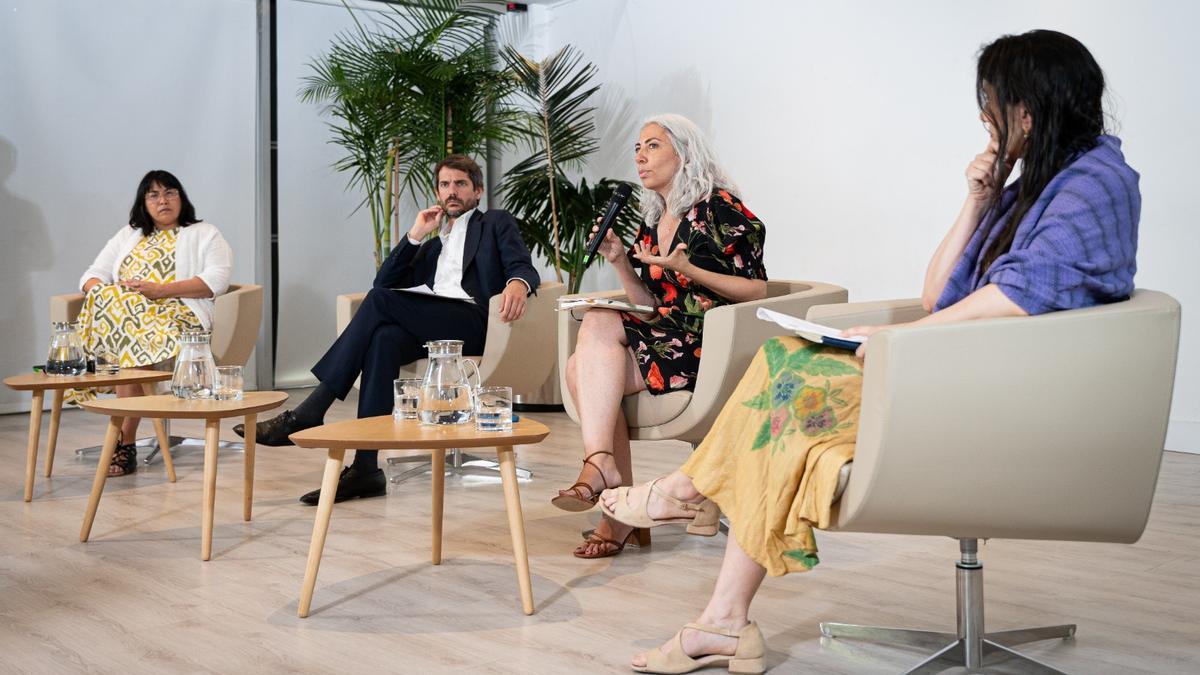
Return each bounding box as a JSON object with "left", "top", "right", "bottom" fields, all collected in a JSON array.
[
  {"left": 232, "top": 409, "right": 316, "bottom": 446},
  {"left": 298, "top": 466, "right": 387, "bottom": 506}
]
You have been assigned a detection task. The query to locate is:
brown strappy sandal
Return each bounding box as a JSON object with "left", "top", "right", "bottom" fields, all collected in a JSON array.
[
  {"left": 551, "top": 450, "right": 616, "bottom": 512},
  {"left": 573, "top": 526, "right": 651, "bottom": 559}
]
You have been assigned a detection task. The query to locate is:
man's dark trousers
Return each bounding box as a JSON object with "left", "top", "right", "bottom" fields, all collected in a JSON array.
[{"left": 311, "top": 288, "right": 487, "bottom": 419}]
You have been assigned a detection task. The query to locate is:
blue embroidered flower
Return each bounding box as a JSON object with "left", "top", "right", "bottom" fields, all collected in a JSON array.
[{"left": 771, "top": 371, "right": 799, "bottom": 407}]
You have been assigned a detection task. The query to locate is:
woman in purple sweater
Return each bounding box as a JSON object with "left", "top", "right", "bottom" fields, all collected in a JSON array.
[{"left": 597, "top": 30, "right": 1139, "bottom": 674}]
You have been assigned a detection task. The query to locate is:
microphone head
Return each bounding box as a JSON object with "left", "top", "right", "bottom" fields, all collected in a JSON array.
[{"left": 611, "top": 182, "right": 633, "bottom": 205}]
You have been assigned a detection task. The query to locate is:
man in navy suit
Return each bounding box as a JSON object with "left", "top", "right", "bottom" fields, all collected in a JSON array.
[{"left": 236, "top": 154, "right": 540, "bottom": 504}]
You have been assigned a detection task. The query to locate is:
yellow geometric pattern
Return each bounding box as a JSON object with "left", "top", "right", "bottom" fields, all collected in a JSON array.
[{"left": 67, "top": 228, "right": 202, "bottom": 405}]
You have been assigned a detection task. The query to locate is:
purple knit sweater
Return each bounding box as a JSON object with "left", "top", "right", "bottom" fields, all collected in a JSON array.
[{"left": 935, "top": 135, "right": 1140, "bottom": 315}]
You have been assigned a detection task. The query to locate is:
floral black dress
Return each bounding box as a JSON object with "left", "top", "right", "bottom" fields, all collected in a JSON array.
[{"left": 622, "top": 190, "right": 767, "bottom": 394}]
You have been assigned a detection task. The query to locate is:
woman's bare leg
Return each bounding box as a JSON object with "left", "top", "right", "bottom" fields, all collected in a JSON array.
[
  {"left": 114, "top": 384, "right": 142, "bottom": 441},
  {"left": 562, "top": 309, "right": 645, "bottom": 493},
  {"left": 632, "top": 529, "right": 767, "bottom": 667}
]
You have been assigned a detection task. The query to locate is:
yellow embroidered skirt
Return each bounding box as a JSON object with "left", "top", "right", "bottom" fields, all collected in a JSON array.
[
  {"left": 68, "top": 228, "right": 202, "bottom": 404},
  {"left": 682, "top": 337, "right": 862, "bottom": 576}
]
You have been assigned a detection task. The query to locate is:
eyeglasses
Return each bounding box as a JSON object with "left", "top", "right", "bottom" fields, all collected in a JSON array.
[{"left": 145, "top": 189, "right": 180, "bottom": 202}]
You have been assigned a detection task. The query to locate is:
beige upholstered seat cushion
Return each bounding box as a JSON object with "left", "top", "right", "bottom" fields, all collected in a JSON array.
[{"left": 621, "top": 390, "right": 692, "bottom": 428}]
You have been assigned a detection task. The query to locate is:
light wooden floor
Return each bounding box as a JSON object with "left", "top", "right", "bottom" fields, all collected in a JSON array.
[{"left": 1, "top": 389, "right": 1198, "bottom": 674}]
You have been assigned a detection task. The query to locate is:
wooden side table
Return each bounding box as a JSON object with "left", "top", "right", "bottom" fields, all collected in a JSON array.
[
  {"left": 3, "top": 369, "right": 173, "bottom": 501},
  {"left": 289, "top": 416, "right": 551, "bottom": 617},
  {"left": 77, "top": 391, "right": 288, "bottom": 560}
]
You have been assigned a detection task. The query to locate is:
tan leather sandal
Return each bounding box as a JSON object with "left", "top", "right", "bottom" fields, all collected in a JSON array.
[
  {"left": 633, "top": 621, "right": 765, "bottom": 674},
  {"left": 551, "top": 450, "right": 616, "bottom": 512},
  {"left": 600, "top": 477, "right": 721, "bottom": 536}
]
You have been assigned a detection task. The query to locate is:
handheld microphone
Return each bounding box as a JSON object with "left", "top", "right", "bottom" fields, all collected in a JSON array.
[{"left": 582, "top": 183, "right": 634, "bottom": 266}]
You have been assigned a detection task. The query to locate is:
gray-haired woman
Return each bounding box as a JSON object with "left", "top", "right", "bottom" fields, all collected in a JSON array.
[{"left": 553, "top": 114, "right": 770, "bottom": 558}]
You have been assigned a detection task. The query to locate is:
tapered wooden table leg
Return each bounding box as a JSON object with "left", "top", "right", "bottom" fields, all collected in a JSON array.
[
  {"left": 243, "top": 413, "right": 256, "bottom": 522},
  {"left": 44, "top": 389, "right": 64, "bottom": 478},
  {"left": 81, "top": 417, "right": 123, "bottom": 541},
  {"left": 497, "top": 445, "right": 534, "bottom": 615},
  {"left": 201, "top": 418, "right": 220, "bottom": 561},
  {"left": 142, "top": 383, "right": 175, "bottom": 482},
  {"left": 431, "top": 448, "right": 446, "bottom": 565},
  {"left": 299, "top": 448, "right": 346, "bottom": 618},
  {"left": 23, "top": 390, "right": 45, "bottom": 502}
]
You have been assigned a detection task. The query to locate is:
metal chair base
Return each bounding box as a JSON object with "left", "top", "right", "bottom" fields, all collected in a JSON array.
[
  {"left": 820, "top": 538, "right": 1075, "bottom": 674},
  {"left": 386, "top": 449, "right": 532, "bottom": 484}
]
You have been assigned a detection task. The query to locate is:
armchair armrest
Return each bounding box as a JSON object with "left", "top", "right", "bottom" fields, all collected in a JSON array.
[
  {"left": 211, "top": 284, "right": 263, "bottom": 366},
  {"left": 50, "top": 293, "right": 85, "bottom": 324},
  {"left": 806, "top": 298, "right": 928, "bottom": 330},
  {"left": 480, "top": 281, "right": 565, "bottom": 395},
  {"left": 336, "top": 292, "right": 368, "bottom": 336}
]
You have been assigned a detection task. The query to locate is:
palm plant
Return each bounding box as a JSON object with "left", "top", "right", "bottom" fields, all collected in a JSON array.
[
  {"left": 500, "top": 45, "right": 641, "bottom": 293},
  {"left": 301, "top": 0, "right": 518, "bottom": 269}
]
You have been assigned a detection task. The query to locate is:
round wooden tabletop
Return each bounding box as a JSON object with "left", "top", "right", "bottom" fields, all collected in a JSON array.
[
  {"left": 77, "top": 391, "right": 289, "bottom": 419},
  {"left": 289, "top": 415, "right": 550, "bottom": 450},
  {"left": 4, "top": 368, "right": 172, "bottom": 391}
]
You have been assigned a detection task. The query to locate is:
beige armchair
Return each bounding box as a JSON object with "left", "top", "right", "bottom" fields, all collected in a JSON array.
[
  {"left": 335, "top": 281, "right": 566, "bottom": 482},
  {"left": 807, "top": 290, "right": 1181, "bottom": 673},
  {"left": 51, "top": 284, "right": 264, "bottom": 463},
  {"left": 558, "top": 280, "right": 849, "bottom": 446}
]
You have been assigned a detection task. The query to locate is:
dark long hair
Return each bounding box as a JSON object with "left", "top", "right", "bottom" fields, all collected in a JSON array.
[
  {"left": 976, "top": 30, "right": 1106, "bottom": 275},
  {"left": 128, "top": 169, "right": 200, "bottom": 236}
]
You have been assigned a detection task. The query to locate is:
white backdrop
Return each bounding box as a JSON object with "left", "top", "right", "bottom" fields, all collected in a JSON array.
[
  {"left": 520, "top": 0, "right": 1200, "bottom": 452},
  {"left": 0, "top": 0, "right": 258, "bottom": 414},
  {"left": 4, "top": 1, "right": 1194, "bottom": 450}
]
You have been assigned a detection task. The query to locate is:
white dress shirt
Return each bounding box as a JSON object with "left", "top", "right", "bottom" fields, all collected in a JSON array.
[{"left": 406, "top": 207, "right": 533, "bottom": 302}]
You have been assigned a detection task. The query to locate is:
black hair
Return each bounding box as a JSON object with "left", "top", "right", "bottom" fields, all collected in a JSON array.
[
  {"left": 128, "top": 169, "right": 200, "bottom": 236},
  {"left": 976, "top": 29, "right": 1106, "bottom": 275}
]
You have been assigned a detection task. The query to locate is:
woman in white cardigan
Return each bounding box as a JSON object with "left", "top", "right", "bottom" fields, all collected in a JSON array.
[{"left": 75, "top": 170, "right": 232, "bottom": 475}]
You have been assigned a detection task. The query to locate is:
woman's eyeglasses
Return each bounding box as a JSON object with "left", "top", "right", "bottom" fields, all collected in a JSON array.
[{"left": 145, "top": 189, "right": 180, "bottom": 202}]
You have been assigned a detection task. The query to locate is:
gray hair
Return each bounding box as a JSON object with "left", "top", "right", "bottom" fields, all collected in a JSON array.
[{"left": 638, "top": 113, "right": 738, "bottom": 228}]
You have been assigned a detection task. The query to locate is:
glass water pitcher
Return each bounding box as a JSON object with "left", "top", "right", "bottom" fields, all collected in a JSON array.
[
  {"left": 418, "top": 339, "right": 481, "bottom": 425},
  {"left": 46, "top": 321, "right": 86, "bottom": 376},
  {"left": 172, "top": 330, "right": 217, "bottom": 399}
]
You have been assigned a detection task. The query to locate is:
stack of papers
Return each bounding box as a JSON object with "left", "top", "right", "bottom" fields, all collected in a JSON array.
[
  {"left": 557, "top": 297, "right": 656, "bottom": 315},
  {"left": 756, "top": 308, "right": 866, "bottom": 351}
]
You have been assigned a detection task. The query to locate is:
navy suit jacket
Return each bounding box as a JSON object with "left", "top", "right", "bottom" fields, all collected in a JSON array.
[{"left": 373, "top": 208, "right": 541, "bottom": 309}]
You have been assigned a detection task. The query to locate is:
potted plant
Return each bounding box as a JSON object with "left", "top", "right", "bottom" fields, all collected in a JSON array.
[
  {"left": 500, "top": 45, "right": 641, "bottom": 294},
  {"left": 300, "top": 0, "right": 517, "bottom": 269}
]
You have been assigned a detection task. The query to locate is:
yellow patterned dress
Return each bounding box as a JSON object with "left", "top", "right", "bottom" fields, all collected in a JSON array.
[
  {"left": 681, "top": 336, "right": 862, "bottom": 576},
  {"left": 66, "top": 228, "right": 203, "bottom": 405}
]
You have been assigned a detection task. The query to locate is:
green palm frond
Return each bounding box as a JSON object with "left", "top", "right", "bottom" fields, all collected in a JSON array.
[
  {"left": 500, "top": 44, "right": 636, "bottom": 292},
  {"left": 299, "top": 0, "right": 514, "bottom": 269}
]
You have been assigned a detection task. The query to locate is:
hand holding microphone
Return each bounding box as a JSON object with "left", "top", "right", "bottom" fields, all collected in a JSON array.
[{"left": 583, "top": 183, "right": 633, "bottom": 266}]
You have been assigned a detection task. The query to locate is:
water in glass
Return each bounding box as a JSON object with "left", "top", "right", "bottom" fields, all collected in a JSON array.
[{"left": 475, "top": 386, "right": 512, "bottom": 432}]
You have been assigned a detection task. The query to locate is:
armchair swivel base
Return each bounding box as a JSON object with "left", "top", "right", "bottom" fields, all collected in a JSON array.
[
  {"left": 821, "top": 538, "right": 1073, "bottom": 674},
  {"left": 386, "top": 448, "right": 533, "bottom": 485}
]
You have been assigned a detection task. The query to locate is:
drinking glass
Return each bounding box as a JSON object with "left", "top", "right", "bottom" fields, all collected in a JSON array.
[
  {"left": 474, "top": 386, "right": 513, "bottom": 432},
  {"left": 393, "top": 378, "right": 421, "bottom": 420},
  {"left": 214, "top": 365, "right": 244, "bottom": 401},
  {"left": 95, "top": 347, "right": 120, "bottom": 375}
]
